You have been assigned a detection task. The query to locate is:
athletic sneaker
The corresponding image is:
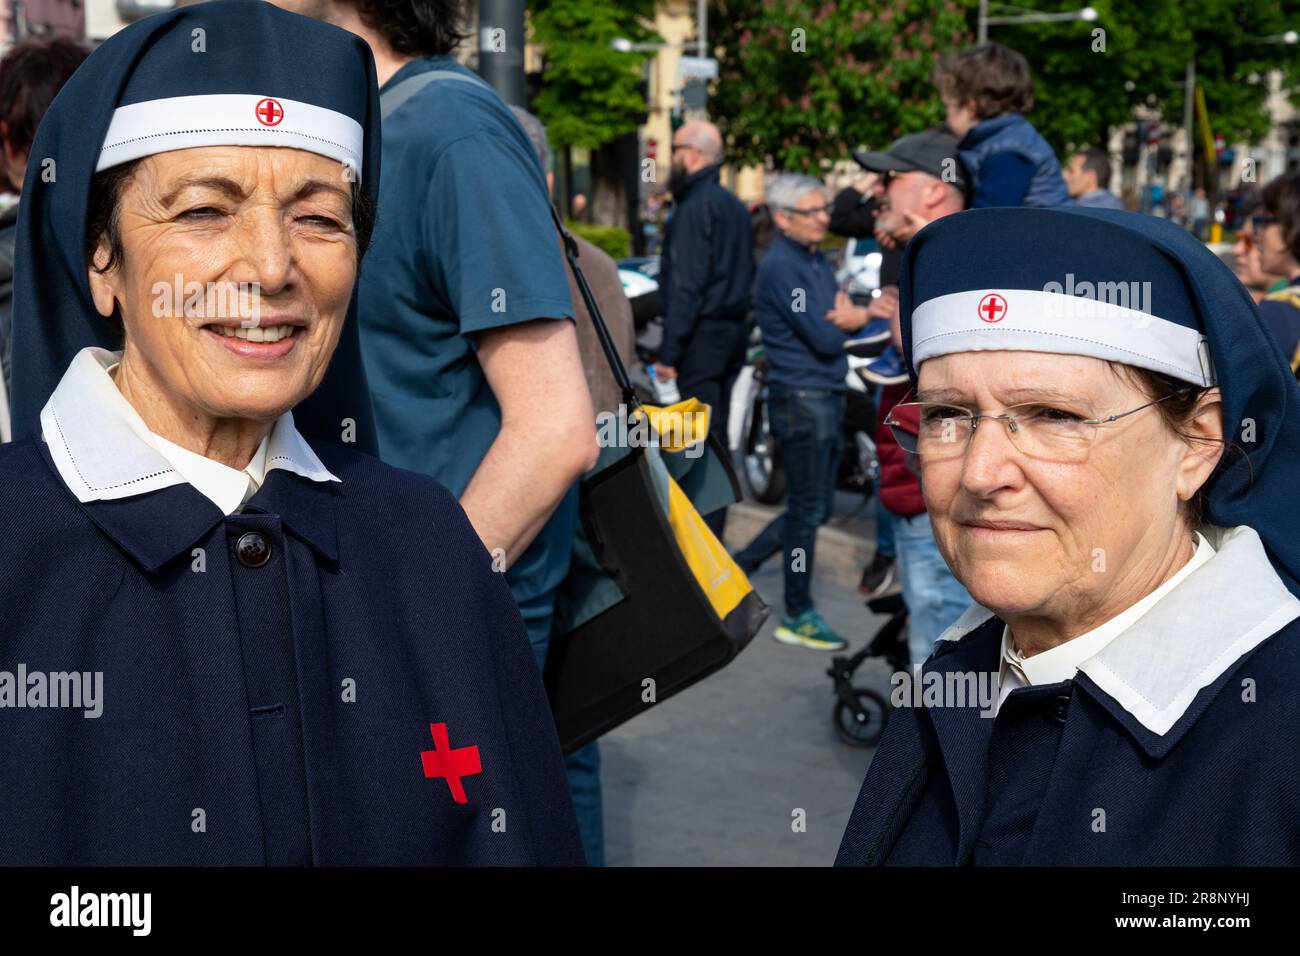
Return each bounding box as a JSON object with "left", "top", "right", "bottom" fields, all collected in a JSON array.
[
  {"left": 773, "top": 609, "right": 849, "bottom": 651},
  {"left": 843, "top": 318, "right": 892, "bottom": 349},
  {"left": 859, "top": 552, "right": 900, "bottom": 597},
  {"left": 859, "top": 345, "right": 909, "bottom": 386}
]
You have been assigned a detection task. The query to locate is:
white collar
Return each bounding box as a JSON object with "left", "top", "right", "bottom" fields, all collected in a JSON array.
[
  {"left": 40, "top": 347, "right": 339, "bottom": 515},
  {"left": 995, "top": 531, "right": 1216, "bottom": 712},
  {"left": 936, "top": 525, "right": 1300, "bottom": 735},
  {"left": 148, "top": 428, "right": 269, "bottom": 516}
]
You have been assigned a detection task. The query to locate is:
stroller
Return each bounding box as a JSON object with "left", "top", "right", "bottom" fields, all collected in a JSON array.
[{"left": 826, "top": 593, "right": 909, "bottom": 747}]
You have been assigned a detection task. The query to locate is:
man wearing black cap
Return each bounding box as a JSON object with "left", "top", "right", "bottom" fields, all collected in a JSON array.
[
  {"left": 849, "top": 128, "right": 973, "bottom": 670},
  {"left": 852, "top": 127, "right": 969, "bottom": 387}
]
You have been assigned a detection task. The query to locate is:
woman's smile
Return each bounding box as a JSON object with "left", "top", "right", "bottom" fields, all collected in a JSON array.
[{"left": 201, "top": 321, "right": 302, "bottom": 360}]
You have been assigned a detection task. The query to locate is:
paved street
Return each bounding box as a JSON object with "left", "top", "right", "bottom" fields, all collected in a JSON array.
[{"left": 602, "top": 500, "right": 896, "bottom": 866}]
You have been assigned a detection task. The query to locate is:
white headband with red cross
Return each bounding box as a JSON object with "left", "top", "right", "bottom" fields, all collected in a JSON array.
[
  {"left": 97, "top": 93, "right": 364, "bottom": 181},
  {"left": 911, "top": 288, "right": 1216, "bottom": 387}
]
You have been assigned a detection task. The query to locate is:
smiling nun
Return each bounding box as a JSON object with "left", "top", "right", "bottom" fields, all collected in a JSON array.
[
  {"left": 0, "top": 1, "right": 583, "bottom": 865},
  {"left": 837, "top": 206, "right": 1300, "bottom": 866}
]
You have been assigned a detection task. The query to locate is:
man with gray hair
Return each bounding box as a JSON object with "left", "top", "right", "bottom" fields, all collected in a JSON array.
[
  {"left": 731, "top": 173, "right": 873, "bottom": 651},
  {"left": 652, "top": 120, "right": 754, "bottom": 536}
]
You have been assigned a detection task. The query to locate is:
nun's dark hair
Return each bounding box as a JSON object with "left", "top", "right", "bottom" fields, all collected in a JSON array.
[
  {"left": 352, "top": 0, "right": 469, "bottom": 58},
  {"left": 1108, "top": 363, "right": 1237, "bottom": 530},
  {"left": 85, "top": 156, "right": 377, "bottom": 280}
]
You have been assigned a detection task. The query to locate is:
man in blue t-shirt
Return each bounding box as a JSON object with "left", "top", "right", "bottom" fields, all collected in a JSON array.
[{"left": 273, "top": 0, "right": 596, "bottom": 660}]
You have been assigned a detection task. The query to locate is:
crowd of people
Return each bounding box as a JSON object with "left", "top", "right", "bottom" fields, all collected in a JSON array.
[
  {"left": 654, "top": 42, "right": 1300, "bottom": 668},
  {"left": 1, "top": 1, "right": 1300, "bottom": 869}
]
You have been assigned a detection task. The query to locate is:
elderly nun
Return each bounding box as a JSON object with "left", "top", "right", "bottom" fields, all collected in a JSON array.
[
  {"left": 0, "top": 1, "right": 583, "bottom": 865},
  {"left": 836, "top": 206, "right": 1300, "bottom": 866}
]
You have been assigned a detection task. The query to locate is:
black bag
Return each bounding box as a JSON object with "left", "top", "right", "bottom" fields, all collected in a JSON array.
[{"left": 545, "top": 206, "right": 769, "bottom": 754}]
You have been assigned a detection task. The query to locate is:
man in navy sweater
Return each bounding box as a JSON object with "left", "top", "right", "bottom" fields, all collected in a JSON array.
[{"left": 732, "top": 174, "right": 876, "bottom": 650}]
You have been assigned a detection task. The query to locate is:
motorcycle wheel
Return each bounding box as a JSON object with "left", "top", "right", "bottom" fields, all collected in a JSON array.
[{"left": 741, "top": 388, "right": 786, "bottom": 504}]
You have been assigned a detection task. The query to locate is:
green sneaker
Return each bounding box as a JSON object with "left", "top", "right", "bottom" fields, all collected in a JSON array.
[{"left": 773, "top": 610, "right": 848, "bottom": 651}]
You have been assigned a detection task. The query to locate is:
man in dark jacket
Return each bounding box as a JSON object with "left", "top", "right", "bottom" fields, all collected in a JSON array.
[{"left": 653, "top": 121, "right": 754, "bottom": 535}]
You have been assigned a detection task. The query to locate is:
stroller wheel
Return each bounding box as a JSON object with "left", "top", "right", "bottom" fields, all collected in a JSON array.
[{"left": 833, "top": 687, "right": 890, "bottom": 748}]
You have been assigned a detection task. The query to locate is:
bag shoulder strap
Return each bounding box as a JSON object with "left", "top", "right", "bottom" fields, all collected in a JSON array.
[
  {"left": 379, "top": 68, "right": 492, "bottom": 121},
  {"left": 547, "top": 204, "right": 639, "bottom": 409}
]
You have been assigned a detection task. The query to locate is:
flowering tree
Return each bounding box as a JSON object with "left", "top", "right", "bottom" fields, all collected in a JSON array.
[{"left": 711, "top": 0, "right": 972, "bottom": 171}]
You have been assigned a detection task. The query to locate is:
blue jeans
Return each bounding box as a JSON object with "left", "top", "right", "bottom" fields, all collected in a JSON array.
[
  {"left": 891, "top": 509, "right": 972, "bottom": 666},
  {"left": 733, "top": 388, "right": 844, "bottom": 618},
  {"left": 872, "top": 385, "right": 896, "bottom": 561},
  {"left": 874, "top": 496, "right": 896, "bottom": 561},
  {"left": 519, "top": 488, "right": 603, "bottom": 866}
]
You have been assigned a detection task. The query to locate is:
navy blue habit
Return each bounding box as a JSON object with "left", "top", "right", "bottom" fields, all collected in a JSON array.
[
  {"left": 0, "top": 1, "right": 584, "bottom": 865},
  {"left": 836, "top": 208, "right": 1300, "bottom": 866}
]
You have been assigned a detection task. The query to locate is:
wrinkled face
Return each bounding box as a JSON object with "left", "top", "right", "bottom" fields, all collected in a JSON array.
[
  {"left": 774, "top": 188, "right": 829, "bottom": 246},
  {"left": 916, "top": 351, "right": 1216, "bottom": 624},
  {"left": 87, "top": 146, "right": 358, "bottom": 423}
]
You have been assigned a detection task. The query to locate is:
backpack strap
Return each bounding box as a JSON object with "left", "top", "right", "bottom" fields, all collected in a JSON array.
[{"left": 379, "top": 68, "right": 492, "bottom": 121}]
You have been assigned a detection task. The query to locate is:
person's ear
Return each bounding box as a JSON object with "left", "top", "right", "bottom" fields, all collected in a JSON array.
[
  {"left": 1175, "top": 388, "right": 1225, "bottom": 504},
  {"left": 87, "top": 236, "right": 122, "bottom": 320},
  {"left": 924, "top": 177, "right": 947, "bottom": 210}
]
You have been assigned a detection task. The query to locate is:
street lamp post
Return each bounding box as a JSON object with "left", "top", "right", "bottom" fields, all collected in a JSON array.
[{"left": 978, "top": 3, "right": 1098, "bottom": 43}]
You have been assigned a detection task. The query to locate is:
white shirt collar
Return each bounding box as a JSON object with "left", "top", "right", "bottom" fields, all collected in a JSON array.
[
  {"left": 40, "top": 347, "right": 339, "bottom": 515},
  {"left": 934, "top": 525, "right": 1300, "bottom": 735},
  {"left": 995, "top": 531, "right": 1216, "bottom": 712}
]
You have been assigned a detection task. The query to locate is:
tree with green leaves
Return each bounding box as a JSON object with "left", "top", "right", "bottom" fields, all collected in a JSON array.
[
  {"left": 528, "top": 0, "right": 659, "bottom": 150},
  {"left": 979, "top": 0, "right": 1300, "bottom": 157},
  {"left": 709, "top": 0, "right": 1300, "bottom": 178}
]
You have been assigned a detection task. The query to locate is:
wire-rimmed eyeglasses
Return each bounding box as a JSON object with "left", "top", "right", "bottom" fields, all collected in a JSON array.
[{"left": 884, "top": 388, "right": 1195, "bottom": 464}]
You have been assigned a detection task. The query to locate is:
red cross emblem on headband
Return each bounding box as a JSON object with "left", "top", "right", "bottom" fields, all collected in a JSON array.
[
  {"left": 420, "top": 723, "right": 482, "bottom": 805},
  {"left": 255, "top": 97, "right": 284, "bottom": 127},
  {"left": 978, "top": 293, "right": 1007, "bottom": 323}
]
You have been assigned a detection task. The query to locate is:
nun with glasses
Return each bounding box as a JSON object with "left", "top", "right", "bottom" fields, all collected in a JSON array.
[
  {"left": 836, "top": 206, "right": 1300, "bottom": 866},
  {"left": 0, "top": 1, "right": 583, "bottom": 865}
]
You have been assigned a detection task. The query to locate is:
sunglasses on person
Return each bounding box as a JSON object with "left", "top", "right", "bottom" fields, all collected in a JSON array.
[
  {"left": 878, "top": 169, "right": 919, "bottom": 190},
  {"left": 782, "top": 203, "right": 833, "bottom": 217}
]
